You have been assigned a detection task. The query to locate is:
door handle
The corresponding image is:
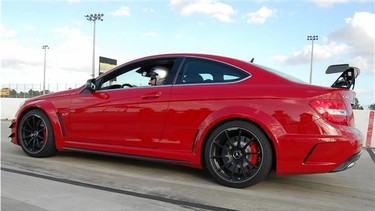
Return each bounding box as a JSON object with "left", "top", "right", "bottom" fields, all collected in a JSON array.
[{"left": 141, "top": 92, "right": 161, "bottom": 100}]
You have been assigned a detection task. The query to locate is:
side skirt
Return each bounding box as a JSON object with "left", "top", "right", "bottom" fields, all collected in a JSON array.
[{"left": 62, "top": 147, "right": 193, "bottom": 166}]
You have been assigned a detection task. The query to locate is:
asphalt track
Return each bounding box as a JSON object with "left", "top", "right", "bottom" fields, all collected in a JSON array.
[{"left": 1, "top": 120, "right": 374, "bottom": 210}]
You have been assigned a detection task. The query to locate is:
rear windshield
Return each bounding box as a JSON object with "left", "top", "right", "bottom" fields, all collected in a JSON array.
[{"left": 253, "top": 64, "right": 307, "bottom": 84}]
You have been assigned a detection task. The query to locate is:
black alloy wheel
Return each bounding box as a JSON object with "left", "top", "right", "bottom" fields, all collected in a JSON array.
[
  {"left": 204, "top": 121, "right": 272, "bottom": 188},
  {"left": 18, "top": 109, "right": 56, "bottom": 157}
]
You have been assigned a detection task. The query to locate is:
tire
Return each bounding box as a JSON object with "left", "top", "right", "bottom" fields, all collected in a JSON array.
[
  {"left": 18, "top": 109, "right": 57, "bottom": 157},
  {"left": 204, "top": 120, "right": 273, "bottom": 188}
]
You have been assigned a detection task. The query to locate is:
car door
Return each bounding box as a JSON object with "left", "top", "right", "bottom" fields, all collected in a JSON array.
[
  {"left": 160, "top": 57, "right": 251, "bottom": 151},
  {"left": 67, "top": 58, "right": 178, "bottom": 149},
  {"left": 68, "top": 86, "right": 171, "bottom": 148}
]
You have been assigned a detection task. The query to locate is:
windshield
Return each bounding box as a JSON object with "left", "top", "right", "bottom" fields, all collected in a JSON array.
[{"left": 253, "top": 64, "right": 307, "bottom": 84}]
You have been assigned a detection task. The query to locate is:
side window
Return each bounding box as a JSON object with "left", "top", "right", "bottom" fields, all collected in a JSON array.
[
  {"left": 98, "top": 58, "right": 177, "bottom": 90},
  {"left": 177, "top": 58, "right": 249, "bottom": 84},
  {"left": 100, "top": 67, "right": 150, "bottom": 90}
]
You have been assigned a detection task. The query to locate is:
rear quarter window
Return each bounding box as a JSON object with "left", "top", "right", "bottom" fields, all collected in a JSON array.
[{"left": 177, "top": 58, "right": 250, "bottom": 84}]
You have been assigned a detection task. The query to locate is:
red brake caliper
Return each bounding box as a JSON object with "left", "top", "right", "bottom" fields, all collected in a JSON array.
[{"left": 250, "top": 142, "right": 258, "bottom": 166}]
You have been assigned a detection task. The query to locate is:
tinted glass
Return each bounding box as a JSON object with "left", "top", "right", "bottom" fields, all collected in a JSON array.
[{"left": 177, "top": 58, "right": 250, "bottom": 84}]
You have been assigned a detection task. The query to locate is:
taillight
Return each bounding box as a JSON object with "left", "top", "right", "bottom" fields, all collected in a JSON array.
[{"left": 309, "top": 100, "right": 349, "bottom": 125}]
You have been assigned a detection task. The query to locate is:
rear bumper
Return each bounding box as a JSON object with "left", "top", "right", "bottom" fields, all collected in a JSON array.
[
  {"left": 275, "top": 126, "right": 363, "bottom": 175},
  {"left": 330, "top": 151, "right": 362, "bottom": 172}
]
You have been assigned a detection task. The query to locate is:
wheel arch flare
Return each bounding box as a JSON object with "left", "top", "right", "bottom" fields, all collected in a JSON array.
[
  {"left": 14, "top": 100, "right": 65, "bottom": 149},
  {"left": 191, "top": 106, "right": 284, "bottom": 171}
]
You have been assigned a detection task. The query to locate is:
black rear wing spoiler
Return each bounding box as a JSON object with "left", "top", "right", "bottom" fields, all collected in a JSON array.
[{"left": 326, "top": 64, "right": 360, "bottom": 90}]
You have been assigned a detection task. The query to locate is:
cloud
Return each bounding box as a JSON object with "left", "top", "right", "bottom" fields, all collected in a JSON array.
[
  {"left": 330, "top": 12, "right": 374, "bottom": 57},
  {"left": 111, "top": 6, "right": 131, "bottom": 17},
  {"left": 66, "top": 0, "right": 80, "bottom": 3},
  {"left": 0, "top": 26, "right": 17, "bottom": 38},
  {"left": 313, "top": 0, "right": 372, "bottom": 7},
  {"left": 174, "top": 33, "right": 183, "bottom": 39},
  {"left": 142, "top": 7, "right": 155, "bottom": 13},
  {"left": 1, "top": 25, "right": 93, "bottom": 87},
  {"left": 170, "top": 0, "right": 235, "bottom": 22},
  {"left": 1, "top": 26, "right": 41, "bottom": 64},
  {"left": 246, "top": 6, "right": 277, "bottom": 24},
  {"left": 51, "top": 26, "right": 92, "bottom": 70},
  {"left": 274, "top": 42, "right": 349, "bottom": 65},
  {"left": 141, "top": 32, "right": 158, "bottom": 38},
  {"left": 275, "top": 12, "right": 374, "bottom": 72},
  {"left": 313, "top": 0, "right": 350, "bottom": 7},
  {"left": 329, "top": 12, "right": 375, "bottom": 73},
  {"left": 23, "top": 25, "right": 36, "bottom": 31}
]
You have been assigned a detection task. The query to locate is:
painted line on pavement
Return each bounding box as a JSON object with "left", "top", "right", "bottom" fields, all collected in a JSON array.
[{"left": 366, "top": 148, "right": 375, "bottom": 164}]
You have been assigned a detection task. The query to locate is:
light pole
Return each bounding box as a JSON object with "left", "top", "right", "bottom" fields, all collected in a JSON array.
[
  {"left": 42, "top": 45, "right": 49, "bottom": 95},
  {"left": 307, "top": 35, "right": 318, "bottom": 84},
  {"left": 85, "top": 13, "right": 104, "bottom": 78}
]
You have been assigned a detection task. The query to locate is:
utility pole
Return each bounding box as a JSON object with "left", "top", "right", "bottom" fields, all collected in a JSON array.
[
  {"left": 42, "top": 45, "right": 49, "bottom": 94},
  {"left": 307, "top": 35, "right": 318, "bottom": 84},
  {"left": 85, "top": 13, "right": 104, "bottom": 78}
]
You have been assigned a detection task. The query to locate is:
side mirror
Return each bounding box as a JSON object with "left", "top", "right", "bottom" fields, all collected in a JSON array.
[{"left": 85, "top": 79, "right": 96, "bottom": 92}]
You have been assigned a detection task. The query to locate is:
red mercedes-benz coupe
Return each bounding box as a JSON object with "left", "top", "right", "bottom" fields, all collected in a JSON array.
[{"left": 10, "top": 53, "right": 363, "bottom": 188}]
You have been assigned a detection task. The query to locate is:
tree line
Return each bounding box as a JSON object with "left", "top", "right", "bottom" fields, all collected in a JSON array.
[{"left": 1, "top": 88, "right": 52, "bottom": 98}]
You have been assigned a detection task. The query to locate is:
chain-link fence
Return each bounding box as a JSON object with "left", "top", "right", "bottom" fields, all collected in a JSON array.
[{"left": 1, "top": 83, "right": 81, "bottom": 98}]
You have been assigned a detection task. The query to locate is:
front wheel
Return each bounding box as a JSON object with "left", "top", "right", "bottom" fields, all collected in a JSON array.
[
  {"left": 18, "top": 109, "right": 57, "bottom": 157},
  {"left": 204, "top": 121, "right": 273, "bottom": 188}
]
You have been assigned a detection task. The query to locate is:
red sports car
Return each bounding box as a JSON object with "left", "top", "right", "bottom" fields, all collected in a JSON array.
[{"left": 9, "top": 53, "right": 363, "bottom": 188}]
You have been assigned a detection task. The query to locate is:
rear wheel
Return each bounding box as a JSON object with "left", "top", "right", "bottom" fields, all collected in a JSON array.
[
  {"left": 204, "top": 121, "right": 273, "bottom": 188},
  {"left": 18, "top": 109, "right": 57, "bottom": 157}
]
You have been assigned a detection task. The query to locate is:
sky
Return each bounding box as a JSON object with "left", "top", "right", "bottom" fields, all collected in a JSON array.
[{"left": 1, "top": 0, "right": 374, "bottom": 107}]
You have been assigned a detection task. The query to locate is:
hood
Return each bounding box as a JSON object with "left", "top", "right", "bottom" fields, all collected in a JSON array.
[{"left": 25, "top": 86, "right": 83, "bottom": 102}]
